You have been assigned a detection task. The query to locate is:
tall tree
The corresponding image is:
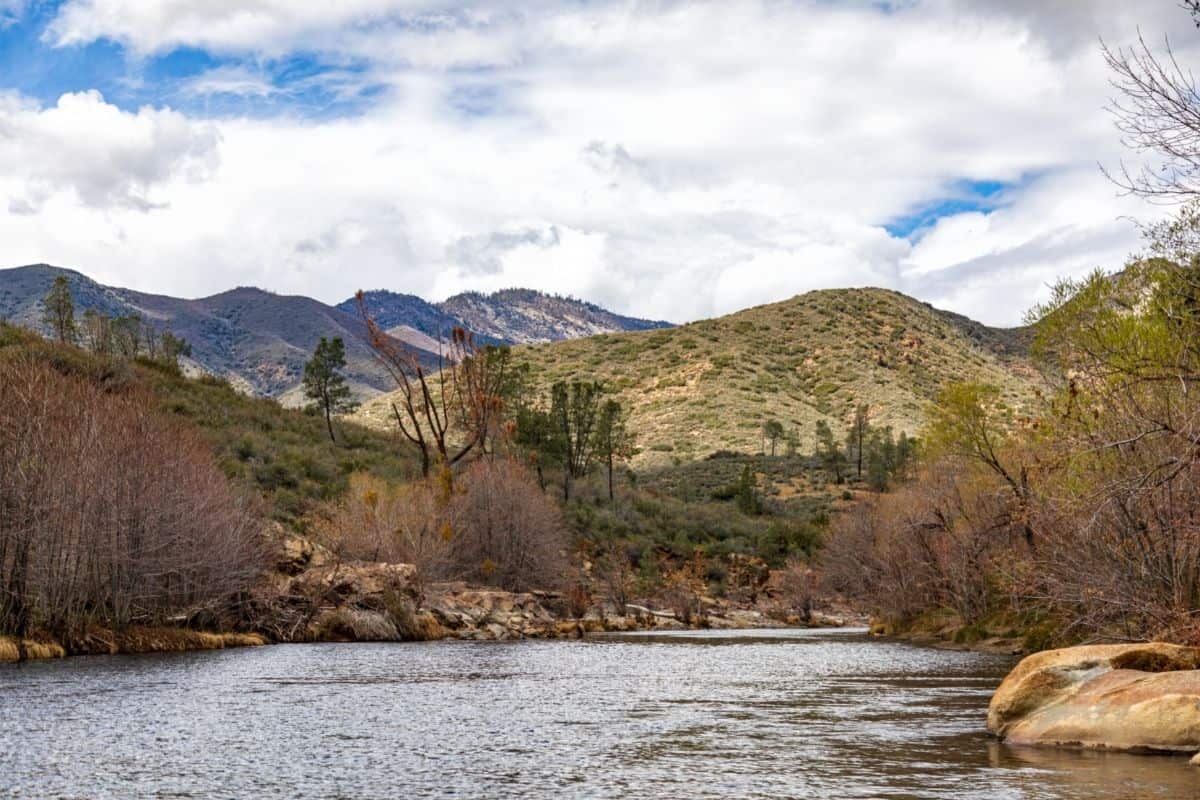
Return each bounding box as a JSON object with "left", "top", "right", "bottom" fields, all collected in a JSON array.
[
  {"left": 42, "top": 276, "right": 76, "bottom": 345},
  {"left": 81, "top": 309, "right": 111, "bottom": 355},
  {"left": 594, "top": 398, "right": 632, "bottom": 502},
  {"left": 814, "top": 419, "right": 847, "bottom": 484},
  {"left": 925, "top": 382, "right": 1034, "bottom": 545},
  {"left": 551, "top": 380, "right": 603, "bottom": 500},
  {"left": 303, "top": 337, "right": 357, "bottom": 442},
  {"left": 846, "top": 403, "right": 870, "bottom": 479},
  {"left": 357, "top": 292, "right": 509, "bottom": 476},
  {"left": 735, "top": 464, "right": 762, "bottom": 515},
  {"left": 160, "top": 331, "right": 193, "bottom": 369},
  {"left": 762, "top": 419, "right": 784, "bottom": 457}
]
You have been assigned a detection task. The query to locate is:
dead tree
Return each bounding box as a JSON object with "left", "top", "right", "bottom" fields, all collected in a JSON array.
[{"left": 355, "top": 292, "right": 509, "bottom": 477}]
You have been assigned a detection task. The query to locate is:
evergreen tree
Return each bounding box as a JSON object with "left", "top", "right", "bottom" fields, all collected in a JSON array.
[
  {"left": 594, "top": 399, "right": 633, "bottom": 502},
  {"left": 42, "top": 276, "right": 76, "bottom": 344},
  {"left": 762, "top": 419, "right": 784, "bottom": 457},
  {"left": 303, "top": 337, "right": 357, "bottom": 442},
  {"left": 160, "top": 331, "right": 193, "bottom": 369},
  {"left": 735, "top": 464, "right": 763, "bottom": 515},
  {"left": 814, "top": 419, "right": 847, "bottom": 484},
  {"left": 846, "top": 403, "right": 870, "bottom": 479}
]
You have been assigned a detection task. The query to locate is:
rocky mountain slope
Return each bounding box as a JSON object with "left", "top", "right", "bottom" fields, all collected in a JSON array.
[
  {"left": 338, "top": 288, "right": 671, "bottom": 346},
  {"left": 437, "top": 289, "right": 672, "bottom": 344},
  {"left": 358, "top": 287, "right": 1039, "bottom": 466}
]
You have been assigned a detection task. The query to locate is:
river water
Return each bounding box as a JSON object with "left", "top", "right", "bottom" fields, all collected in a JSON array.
[{"left": 1, "top": 628, "right": 1197, "bottom": 798}]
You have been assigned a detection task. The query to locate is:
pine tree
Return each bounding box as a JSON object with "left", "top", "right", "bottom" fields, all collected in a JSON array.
[
  {"left": 303, "top": 337, "right": 357, "bottom": 442},
  {"left": 43, "top": 276, "right": 76, "bottom": 344},
  {"left": 594, "top": 399, "right": 632, "bottom": 502},
  {"left": 762, "top": 419, "right": 784, "bottom": 457},
  {"left": 735, "top": 464, "right": 763, "bottom": 515},
  {"left": 814, "top": 420, "right": 847, "bottom": 484},
  {"left": 846, "top": 403, "right": 870, "bottom": 479}
]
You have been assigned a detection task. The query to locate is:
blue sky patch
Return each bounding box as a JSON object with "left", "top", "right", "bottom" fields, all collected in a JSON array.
[
  {"left": 0, "top": 2, "right": 385, "bottom": 118},
  {"left": 884, "top": 178, "right": 1017, "bottom": 239}
]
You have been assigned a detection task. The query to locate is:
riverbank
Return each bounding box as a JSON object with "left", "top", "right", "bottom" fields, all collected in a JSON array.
[
  {"left": 0, "top": 536, "right": 859, "bottom": 664},
  {"left": 0, "top": 606, "right": 848, "bottom": 664},
  {"left": 0, "top": 629, "right": 268, "bottom": 664},
  {"left": 866, "top": 607, "right": 1065, "bottom": 657}
]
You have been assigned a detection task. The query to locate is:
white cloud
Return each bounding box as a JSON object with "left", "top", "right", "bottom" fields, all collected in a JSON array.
[
  {"left": 182, "top": 66, "right": 277, "bottom": 98},
  {"left": 6, "top": 1, "right": 1196, "bottom": 324},
  {"left": 0, "top": 90, "right": 219, "bottom": 213}
]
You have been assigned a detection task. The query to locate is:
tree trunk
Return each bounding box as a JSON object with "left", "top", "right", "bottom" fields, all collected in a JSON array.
[
  {"left": 324, "top": 405, "right": 336, "bottom": 444},
  {"left": 607, "top": 453, "right": 615, "bottom": 502}
]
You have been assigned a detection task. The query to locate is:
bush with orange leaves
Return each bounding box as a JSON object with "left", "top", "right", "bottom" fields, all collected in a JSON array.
[{"left": 326, "top": 458, "right": 569, "bottom": 593}]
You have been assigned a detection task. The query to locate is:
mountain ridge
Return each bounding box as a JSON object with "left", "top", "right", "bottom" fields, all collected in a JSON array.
[{"left": 0, "top": 264, "right": 676, "bottom": 403}]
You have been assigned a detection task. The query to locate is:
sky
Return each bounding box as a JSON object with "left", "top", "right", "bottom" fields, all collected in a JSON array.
[{"left": 0, "top": 1, "right": 1194, "bottom": 326}]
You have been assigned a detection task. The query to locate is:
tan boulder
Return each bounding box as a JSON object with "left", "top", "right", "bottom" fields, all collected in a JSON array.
[
  {"left": 291, "top": 562, "right": 418, "bottom": 606},
  {"left": 988, "top": 642, "right": 1200, "bottom": 754},
  {"left": 274, "top": 528, "right": 333, "bottom": 575}
]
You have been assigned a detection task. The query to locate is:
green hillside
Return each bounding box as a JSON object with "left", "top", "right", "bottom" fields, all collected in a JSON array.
[
  {"left": 0, "top": 322, "right": 417, "bottom": 530},
  {"left": 359, "top": 287, "right": 1038, "bottom": 466}
]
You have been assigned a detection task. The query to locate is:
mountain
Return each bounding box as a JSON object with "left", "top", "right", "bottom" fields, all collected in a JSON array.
[
  {"left": 0, "top": 265, "right": 402, "bottom": 401},
  {"left": 0, "top": 265, "right": 674, "bottom": 404},
  {"left": 437, "top": 289, "right": 672, "bottom": 344},
  {"left": 337, "top": 288, "right": 673, "bottom": 346},
  {"left": 357, "top": 287, "right": 1040, "bottom": 466},
  {"left": 338, "top": 290, "right": 507, "bottom": 351}
]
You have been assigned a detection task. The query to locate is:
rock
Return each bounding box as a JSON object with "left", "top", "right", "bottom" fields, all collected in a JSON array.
[
  {"left": 1191, "top": 752, "right": 1200, "bottom": 766},
  {"left": 275, "top": 529, "right": 333, "bottom": 575},
  {"left": 291, "top": 562, "right": 418, "bottom": 609},
  {"left": 555, "top": 620, "right": 584, "bottom": 638},
  {"left": 869, "top": 619, "right": 893, "bottom": 636},
  {"left": 988, "top": 643, "right": 1200, "bottom": 754}
]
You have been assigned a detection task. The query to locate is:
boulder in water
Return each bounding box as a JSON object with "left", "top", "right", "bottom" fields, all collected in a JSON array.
[{"left": 988, "top": 643, "right": 1200, "bottom": 754}]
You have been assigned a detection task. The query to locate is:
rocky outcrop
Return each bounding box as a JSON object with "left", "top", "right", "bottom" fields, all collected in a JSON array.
[{"left": 988, "top": 643, "right": 1200, "bottom": 754}]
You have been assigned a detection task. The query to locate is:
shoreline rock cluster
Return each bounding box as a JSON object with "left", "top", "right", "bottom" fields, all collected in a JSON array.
[{"left": 1, "top": 532, "right": 857, "bottom": 664}]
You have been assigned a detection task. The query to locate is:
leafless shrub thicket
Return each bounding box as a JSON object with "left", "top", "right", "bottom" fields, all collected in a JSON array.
[
  {"left": 326, "top": 458, "right": 569, "bottom": 592},
  {"left": 0, "top": 357, "right": 264, "bottom": 637},
  {"left": 821, "top": 462, "right": 1020, "bottom": 627}
]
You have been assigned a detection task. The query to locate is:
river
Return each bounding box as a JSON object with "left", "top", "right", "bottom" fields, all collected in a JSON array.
[{"left": 1, "top": 628, "right": 1197, "bottom": 798}]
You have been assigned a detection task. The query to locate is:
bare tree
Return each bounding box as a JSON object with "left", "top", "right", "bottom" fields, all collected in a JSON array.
[
  {"left": 448, "top": 458, "right": 569, "bottom": 592},
  {"left": 356, "top": 291, "right": 509, "bottom": 476},
  {"left": 1103, "top": 31, "right": 1200, "bottom": 201},
  {"left": 0, "top": 356, "right": 264, "bottom": 638}
]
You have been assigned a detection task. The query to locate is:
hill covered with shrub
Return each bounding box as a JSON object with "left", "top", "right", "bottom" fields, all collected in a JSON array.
[{"left": 359, "top": 287, "right": 1039, "bottom": 466}]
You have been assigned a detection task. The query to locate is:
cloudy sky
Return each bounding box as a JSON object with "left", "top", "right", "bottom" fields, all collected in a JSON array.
[{"left": 0, "top": 1, "right": 1194, "bottom": 325}]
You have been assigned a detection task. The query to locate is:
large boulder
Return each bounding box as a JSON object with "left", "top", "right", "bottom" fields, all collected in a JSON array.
[
  {"left": 291, "top": 562, "right": 418, "bottom": 609},
  {"left": 988, "top": 643, "right": 1200, "bottom": 754}
]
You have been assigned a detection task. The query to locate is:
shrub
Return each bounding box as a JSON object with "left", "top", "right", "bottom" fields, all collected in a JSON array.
[
  {"left": 448, "top": 459, "right": 570, "bottom": 592},
  {"left": 0, "top": 357, "right": 264, "bottom": 637}
]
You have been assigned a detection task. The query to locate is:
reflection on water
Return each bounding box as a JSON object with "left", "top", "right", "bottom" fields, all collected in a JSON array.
[{"left": 0, "top": 628, "right": 1196, "bottom": 798}]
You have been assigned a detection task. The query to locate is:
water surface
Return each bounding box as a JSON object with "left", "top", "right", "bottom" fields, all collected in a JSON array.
[{"left": 1, "top": 628, "right": 1197, "bottom": 798}]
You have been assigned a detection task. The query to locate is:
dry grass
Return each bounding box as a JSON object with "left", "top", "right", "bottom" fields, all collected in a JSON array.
[{"left": 0, "top": 636, "right": 20, "bottom": 662}]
